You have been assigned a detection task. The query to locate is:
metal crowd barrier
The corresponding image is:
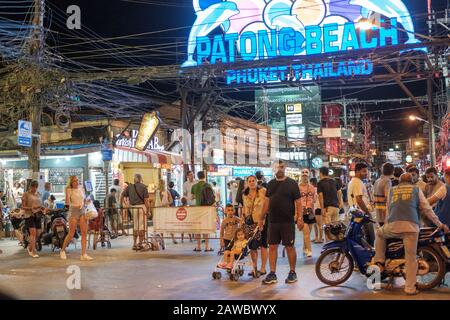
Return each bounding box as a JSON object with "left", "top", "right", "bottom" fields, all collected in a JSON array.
[{"left": 101, "top": 204, "right": 227, "bottom": 251}]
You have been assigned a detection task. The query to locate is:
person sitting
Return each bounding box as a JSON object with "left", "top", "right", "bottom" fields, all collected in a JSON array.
[
  {"left": 44, "top": 195, "right": 57, "bottom": 210},
  {"left": 217, "top": 228, "right": 248, "bottom": 269},
  {"left": 374, "top": 173, "right": 449, "bottom": 295}
]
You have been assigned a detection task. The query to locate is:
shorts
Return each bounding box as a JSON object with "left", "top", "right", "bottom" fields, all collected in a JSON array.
[
  {"left": 268, "top": 222, "right": 295, "bottom": 246},
  {"left": 25, "top": 215, "right": 42, "bottom": 230},
  {"left": 315, "top": 208, "right": 322, "bottom": 216},
  {"left": 223, "top": 239, "right": 232, "bottom": 249},
  {"left": 108, "top": 210, "right": 121, "bottom": 224},
  {"left": 323, "top": 206, "right": 339, "bottom": 225},
  {"left": 68, "top": 207, "right": 84, "bottom": 221},
  {"left": 133, "top": 204, "right": 147, "bottom": 232}
]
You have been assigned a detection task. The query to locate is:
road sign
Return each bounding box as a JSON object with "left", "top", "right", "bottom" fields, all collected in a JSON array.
[
  {"left": 18, "top": 120, "right": 32, "bottom": 147},
  {"left": 101, "top": 149, "right": 113, "bottom": 161}
]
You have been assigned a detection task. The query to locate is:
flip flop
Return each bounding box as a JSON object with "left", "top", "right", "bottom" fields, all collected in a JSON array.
[
  {"left": 193, "top": 248, "right": 202, "bottom": 252},
  {"left": 204, "top": 248, "right": 214, "bottom": 252}
]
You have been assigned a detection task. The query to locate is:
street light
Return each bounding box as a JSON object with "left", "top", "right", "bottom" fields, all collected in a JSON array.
[
  {"left": 395, "top": 144, "right": 400, "bottom": 149},
  {"left": 409, "top": 114, "right": 443, "bottom": 130},
  {"left": 414, "top": 140, "right": 422, "bottom": 146}
]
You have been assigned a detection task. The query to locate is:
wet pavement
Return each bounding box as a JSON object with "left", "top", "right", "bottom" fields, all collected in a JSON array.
[{"left": 0, "top": 232, "right": 449, "bottom": 300}]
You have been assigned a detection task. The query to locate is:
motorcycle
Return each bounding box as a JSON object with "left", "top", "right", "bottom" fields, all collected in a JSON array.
[
  {"left": 315, "top": 209, "right": 446, "bottom": 291},
  {"left": 9, "top": 209, "right": 43, "bottom": 252},
  {"left": 40, "top": 209, "right": 68, "bottom": 251}
]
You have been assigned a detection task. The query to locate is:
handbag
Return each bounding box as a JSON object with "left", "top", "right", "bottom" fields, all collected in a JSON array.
[
  {"left": 302, "top": 185, "right": 316, "bottom": 221},
  {"left": 84, "top": 200, "right": 98, "bottom": 220}
]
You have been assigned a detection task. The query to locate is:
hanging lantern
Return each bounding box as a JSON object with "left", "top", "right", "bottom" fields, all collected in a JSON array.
[{"left": 135, "top": 112, "right": 161, "bottom": 151}]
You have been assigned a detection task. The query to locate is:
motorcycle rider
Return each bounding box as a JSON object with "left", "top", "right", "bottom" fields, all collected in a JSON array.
[{"left": 374, "top": 173, "right": 449, "bottom": 295}]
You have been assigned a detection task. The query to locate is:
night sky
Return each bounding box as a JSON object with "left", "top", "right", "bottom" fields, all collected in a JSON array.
[{"left": 44, "top": 0, "right": 449, "bottom": 149}]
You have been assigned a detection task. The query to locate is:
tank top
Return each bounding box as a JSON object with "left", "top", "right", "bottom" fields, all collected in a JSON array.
[{"left": 67, "top": 188, "right": 85, "bottom": 208}]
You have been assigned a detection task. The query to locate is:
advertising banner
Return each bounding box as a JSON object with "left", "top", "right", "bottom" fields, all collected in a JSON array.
[{"left": 153, "top": 206, "right": 217, "bottom": 234}]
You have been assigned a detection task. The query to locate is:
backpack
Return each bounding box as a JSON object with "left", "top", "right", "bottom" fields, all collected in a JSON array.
[{"left": 200, "top": 183, "right": 216, "bottom": 206}]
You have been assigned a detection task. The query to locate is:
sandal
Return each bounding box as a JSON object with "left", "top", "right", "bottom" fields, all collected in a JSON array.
[
  {"left": 259, "top": 271, "right": 267, "bottom": 276},
  {"left": 193, "top": 248, "right": 202, "bottom": 252},
  {"left": 204, "top": 248, "right": 214, "bottom": 252}
]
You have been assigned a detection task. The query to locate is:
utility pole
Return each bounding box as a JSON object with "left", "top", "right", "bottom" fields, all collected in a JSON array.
[
  {"left": 428, "top": 77, "right": 437, "bottom": 167},
  {"left": 28, "top": 0, "right": 45, "bottom": 175}
]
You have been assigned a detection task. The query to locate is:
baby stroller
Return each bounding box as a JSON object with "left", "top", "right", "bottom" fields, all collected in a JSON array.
[
  {"left": 88, "top": 202, "right": 112, "bottom": 249},
  {"left": 212, "top": 228, "right": 259, "bottom": 281}
]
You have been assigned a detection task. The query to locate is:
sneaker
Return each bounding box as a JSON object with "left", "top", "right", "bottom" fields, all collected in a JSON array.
[
  {"left": 60, "top": 250, "right": 67, "bottom": 260},
  {"left": 28, "top": 251, "right": 39, "bottom": 258},
  {"left": 262, "top": 272, "right": 278, "bottom": 285},
  {"left": 285, "top": 271, "right": 298, "bottom": 284},
  {"left": 80, "top": 254, "right": 93, "bottom": 261}
]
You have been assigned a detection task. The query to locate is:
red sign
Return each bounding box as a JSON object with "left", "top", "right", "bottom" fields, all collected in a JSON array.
[{"left": 176, "top": 207, "right": 187, "bottom": 221}]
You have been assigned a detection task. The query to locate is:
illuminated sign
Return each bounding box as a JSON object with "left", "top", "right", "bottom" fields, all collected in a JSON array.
[
  {"left": 183, "top": 0, "right": 422, "bottom": 83},
  {"left": 285, "top": 103, "right": 304, "bottom": 142},
  {"left": 115, "top": 130, "right": 164, "bottom": 151},
  {"left": 135, "top": 112, "right": 161, "bottom": 151}
]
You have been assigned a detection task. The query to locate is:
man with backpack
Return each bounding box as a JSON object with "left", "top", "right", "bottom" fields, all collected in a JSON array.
[{"left": 191, "top": 171, "right": 215, "bottom": 252}]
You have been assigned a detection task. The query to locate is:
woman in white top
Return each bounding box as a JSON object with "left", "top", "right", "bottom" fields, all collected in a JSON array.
[
  {"left": 60, "top": 176, "right": 93, "bottom": 261},
  {"left": 157, "top": 180, "right": 176, "bottom": 244}
]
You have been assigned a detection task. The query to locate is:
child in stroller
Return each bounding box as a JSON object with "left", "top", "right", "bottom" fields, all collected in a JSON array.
[{"left": 212, "top": 227, "right": 259, "bottom": 281}]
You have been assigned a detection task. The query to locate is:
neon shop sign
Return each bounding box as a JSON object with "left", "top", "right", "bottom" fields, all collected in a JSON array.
[{"left": 182, "top": 0, "right": 422, "bottom": 84}]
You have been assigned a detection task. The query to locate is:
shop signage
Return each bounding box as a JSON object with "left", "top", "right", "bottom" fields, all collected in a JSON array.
[
  {"left": 115, "top": 130, "right": 164, "bottom": 151},
  {"left": 285, "top": 103, "right": 304, "bottom": 142},
  {"left": 384, "top": 151, "right": 402, "bottom": 165},
  {"left": 312, "top": 157, "right": 323, "bottom": 169},
  {"left": 276, "top": 151, "right": 307, "bottom": 161},
  {"left": 182, "top": 0, "right": 421, "bottom": 83},
  {"left": 18, "top": 120, "right": 32, "bottom": 147},
  {"left": 232, "top": 166, "right": 272, "bottom": 178}
]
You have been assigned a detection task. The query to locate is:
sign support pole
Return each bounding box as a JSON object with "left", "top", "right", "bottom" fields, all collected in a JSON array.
[{"left": 28, "top": 0, "right": 45, "bottom": 175}]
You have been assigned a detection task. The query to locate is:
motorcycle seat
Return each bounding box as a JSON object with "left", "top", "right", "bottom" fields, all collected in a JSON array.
[
  {"left": 386, "top": 238, "right": 402, "bottom": 245},
  {"left": 419, "top": 227, "right": 439, "bottom": 239}
]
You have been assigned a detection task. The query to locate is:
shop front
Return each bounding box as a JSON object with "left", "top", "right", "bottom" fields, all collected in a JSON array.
[{"left": 112, "top": 146, "right": 183, "bottom": 206}]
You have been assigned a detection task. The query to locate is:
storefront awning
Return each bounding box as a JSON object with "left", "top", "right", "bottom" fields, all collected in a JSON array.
[{"left": 114, "top": 146, "right": 183, "bottom": 165}]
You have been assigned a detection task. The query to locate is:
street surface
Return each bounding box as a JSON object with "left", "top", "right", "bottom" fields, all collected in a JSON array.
[{"left": 0, "top": 231, "right": 449, "bottom": 300}]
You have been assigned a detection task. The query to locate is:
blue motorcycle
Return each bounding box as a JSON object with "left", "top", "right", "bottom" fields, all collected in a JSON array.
[{"left": 315, "top": 209, "right": 446, "bottom": 290}]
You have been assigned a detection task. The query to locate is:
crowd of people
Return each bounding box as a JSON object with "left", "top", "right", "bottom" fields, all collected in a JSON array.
[
  {"left": 208, "top": 160, "right": 450, "bottom": 293},
  {"left": 1, "top": 159, "right": 450, "bottom": 295}
]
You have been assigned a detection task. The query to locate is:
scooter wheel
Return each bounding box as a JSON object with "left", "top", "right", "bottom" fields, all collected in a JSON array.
[
  {"left": 216, "top": 272, "right": 222, "bottom": 280},
  {"left": 315, "top": 248, "right": 354, "bottom": 286},
  {"left": 212, "top": 272, "right": 218, "bottom": 280}
]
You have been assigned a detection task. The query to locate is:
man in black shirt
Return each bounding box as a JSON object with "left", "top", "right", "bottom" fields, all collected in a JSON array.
[
  {"left": 317, "top": 167, "right": 343, "bottom": 226},
  {"left": 260, "top": 160, "right": 303, "bottom": 285}
]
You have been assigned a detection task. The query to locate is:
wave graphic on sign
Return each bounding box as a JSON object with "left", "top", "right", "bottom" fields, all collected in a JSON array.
[{"left": 182, "top": 0, "right": 421, "bottom": 67}]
